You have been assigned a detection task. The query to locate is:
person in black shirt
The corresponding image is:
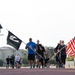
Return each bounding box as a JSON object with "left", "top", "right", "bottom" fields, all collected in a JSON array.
[
  {"left": 54, "top": 40, "right": 66, "bottom": 68},
  {"left": 40, "top": 45, "right": 45, "bottom": 68},
  {"left": 36, "top": 40, "right": 45, "bottom": 68},
  {"left": 6, "top": 56, "right": 10, "bottom": 68},
  {"left": 10, "top": 54, "right": 15, "bottom": 69},
  {"left": 58, "top": 40, "right": 66, "bottom": 68},
  {"left": 54, "top": 40, "right": 62, "bottom": 68}
]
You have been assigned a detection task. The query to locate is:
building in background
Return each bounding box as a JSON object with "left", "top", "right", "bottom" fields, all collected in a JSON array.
[{"left": 0, "top": 46, "right": 26, "bottom": 66}]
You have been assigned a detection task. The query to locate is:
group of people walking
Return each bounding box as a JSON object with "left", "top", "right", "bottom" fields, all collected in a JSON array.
[
  {"left": 6, "top": 54, "right": 22, "bottom": 69},
  {"left": 6, "top": 38, "right": 67, "bottom": 69},
  {"left": 25, "top": 38, "right": 67, "bottom": 69}
]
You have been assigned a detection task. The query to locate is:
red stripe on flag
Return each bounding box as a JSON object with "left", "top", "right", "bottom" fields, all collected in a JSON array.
[{"left": 66, "top": 38, "right": 75, "bottom": 57}]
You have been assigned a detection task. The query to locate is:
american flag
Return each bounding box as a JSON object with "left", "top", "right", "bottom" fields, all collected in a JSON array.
[{"left": 66, "top": 37, "right": 75, "bottom": 57}]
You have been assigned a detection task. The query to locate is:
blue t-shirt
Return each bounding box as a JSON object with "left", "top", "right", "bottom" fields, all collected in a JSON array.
[{"left": 27, "top": 42, "right": 36, "bottom": 54}]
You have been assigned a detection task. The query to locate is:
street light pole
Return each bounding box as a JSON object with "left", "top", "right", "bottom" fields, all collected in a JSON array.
[
  {"left": 74, "top": 57, "right": 75, "bottom": 68},
  {"left": 0, "top": 24, "right": 4, "bottom": 36}
]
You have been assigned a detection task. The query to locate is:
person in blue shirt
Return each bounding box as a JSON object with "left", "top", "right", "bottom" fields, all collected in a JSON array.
[{"left": 25, "top": 38, "right": 36, "bottom": 68}]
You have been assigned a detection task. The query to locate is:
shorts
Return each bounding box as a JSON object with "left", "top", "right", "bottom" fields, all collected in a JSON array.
[
  {"left": 28, "top": 54, "right": 35, "bottom": 61},
  {"left": 36, "top": 55, "right": 41, "bottom": 59}
]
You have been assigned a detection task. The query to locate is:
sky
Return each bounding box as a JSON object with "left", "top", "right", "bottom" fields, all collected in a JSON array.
[{"left": 0, "top": 0, "right": 75, "bottom": 49}]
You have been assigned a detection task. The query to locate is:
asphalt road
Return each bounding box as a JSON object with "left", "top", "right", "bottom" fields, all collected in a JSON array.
[{"left": 0, "top": 68, "right": 75, "bottom": 75}]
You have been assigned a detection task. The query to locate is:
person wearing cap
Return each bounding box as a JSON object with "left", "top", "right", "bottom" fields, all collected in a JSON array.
[{"left": 25, "top": 38, "right": 36, "bottom": 69}]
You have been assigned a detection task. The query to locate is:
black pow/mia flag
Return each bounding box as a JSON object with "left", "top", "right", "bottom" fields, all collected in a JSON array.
[{"left": 7, "top": 31, "right": 22, "bottom": 50}]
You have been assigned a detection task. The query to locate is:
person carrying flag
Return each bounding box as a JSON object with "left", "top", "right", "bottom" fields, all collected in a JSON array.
[
  {"left": 36, "top": 40, "right": 45, "bottom": 68},
  {"left": 54, "top": 40, "right": 62, "bottom": 68},
  {"left": 58, "top": 40, "right": 67, "bottom": 68},
  {"left": 25, "top": 38, "right": 36, "bottom": 69},
  {"left": 54, "top": 40, "right": 66, "bottom": 68}
]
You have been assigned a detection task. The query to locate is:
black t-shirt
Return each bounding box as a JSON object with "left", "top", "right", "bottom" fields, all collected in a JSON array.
[
  {"left": 54, "top": 44, "right": 66, "bottom": 55},
  {"left": 59, "top": 45, "right": 66, "bottom": 55},
  {"left": 54, "top": 43, "right": 60, "bottom": 53},
  {"left": 6, "top": 58, "right": 10, "bottom": 64},
  {"left": 36, "top": 44, "right": 45, "bottom": 57}
]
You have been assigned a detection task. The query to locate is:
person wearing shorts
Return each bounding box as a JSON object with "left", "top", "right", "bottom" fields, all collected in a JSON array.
[{"left": 25, "top": 38, "right": 36, "bottom": 69}]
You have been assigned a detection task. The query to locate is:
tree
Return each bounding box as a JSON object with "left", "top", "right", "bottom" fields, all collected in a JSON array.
[
  {"left": 0, "top": 59, "right": 4, "bottom": 66},
  {"left": 22, "top": 55, "right": 28, "bottom": 66}
]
